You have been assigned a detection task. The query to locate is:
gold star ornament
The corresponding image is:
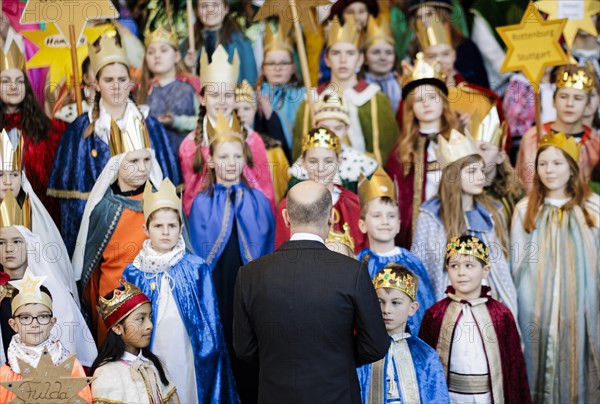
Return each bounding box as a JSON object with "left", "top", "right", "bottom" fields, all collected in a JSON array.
[
  {"left": 0, "top": 349, "right": 93, "bottom": 403},
  {"left": 535, "top": 0, "right": 599, "bottom": 49},
  {"left": 254, "top": 0, "right": 333, "bottom": 37},
  {"left": 20, "top": 0, "right": 119, "bottom": 45},
  {"left": 496, "top": 3, "right": 569, "bottom": 87}
]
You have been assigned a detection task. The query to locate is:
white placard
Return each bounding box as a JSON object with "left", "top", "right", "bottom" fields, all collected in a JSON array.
[{"left": 557, "top": 0, "right": 584, "bottom": 20}]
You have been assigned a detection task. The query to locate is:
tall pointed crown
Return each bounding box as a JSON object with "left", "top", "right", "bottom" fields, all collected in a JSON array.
[
  {"left": 97, "top": 280, "right": 150, "bottom": 329},
  {"left": 446, "top": 235, "right": 490, "bottom": 265},
  {"left": 0, "top": 191, "right": 31, "bottom": 229},
  {"left": 88, "top": 31, "right": 129, "bottom": 75},
  {"left": 363, "top": 15, "right": 394, "bottom": 49},
  {"left": 555, "top": 63, "right": 596, "bottom": 93},
  {"left": 415, "top": 17, "right": 451, "bottom": 50},
  {"left": 200, "top": 45, "right": 240, "bottom": 87},
  {"left": 313, "top": 92, "right": 350, "bottom": 125},
  {"left": 401, "top": 52, "right": 447, "bottom": 95},
  {"left": 207, "top": 111, "right": 245, "bottom": 146},
  {"left": 142, "top": 178, "right": 181, "bottom": 222},
  {"left": 538, "top": 132, "right": 580, "bottom": 163},
  {"left": 373, "top": 265, "right": 418, "bottom": 301},
  {"left": 263, "top": 25, "right": 294, "bottom": 54},
  {"left": 469, "top": 106, "right": 507, "bottom": 150},
  {"left": 109, "top": 117, "right": 151, "bottom": 156},
  {"left": 0, "top": 40, "right": 26, "bottom": 72},
  {"left": 358, "top": 166, "right": 397, "bottom": 205},
  {"left": 235, "top": 80, "right": 256, "bottom": 104},
  {"left": 9, "top": 270, "right": 53, "bottom": 314},
  {"left": 302, "top": 127, "right": 342, "bottom": 155},
  {"left": 144, "top": 22, "right": 179, "bottom": 48},
  {"left": 326, "top": 223, "right": 355, "bottom": 257},
  {"left": 327, "top": 16, "right": 361, "bottom": 49},
  {"left": 0, "top": 129, "right": 24, "bottom": 171},
  {"left": 436, "top": 129, "right": 480, "bottom": 169}
]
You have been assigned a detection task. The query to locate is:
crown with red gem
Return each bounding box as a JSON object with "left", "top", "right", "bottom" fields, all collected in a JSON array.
[
  {"left": 373, "top": 265, "right": 418, "bottom": 301},
  {"left": 97, "top": 280, "right": 150, "bottom": 329},
  {"left": 445, "top": 235, "right": 489, "bottom": 265}
]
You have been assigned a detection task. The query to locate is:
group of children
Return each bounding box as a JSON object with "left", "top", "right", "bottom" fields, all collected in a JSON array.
[{"left": 0, "top": 0, "right": 599, "bottom": 402}]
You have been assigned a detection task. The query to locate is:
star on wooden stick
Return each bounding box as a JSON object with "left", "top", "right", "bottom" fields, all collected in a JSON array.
[
  {"left": 534, "top": 0, "right": 599, "bottom": 49},
  {"left": 254, "top": 0, "right": 332, "bottom": 37},
  {"left": 0, "top": 349, "right": 93, "bottom": 403},
  {"left": 496, "top": 3, "right": 569, "bottom": 87},
  {"left": 20, "top": 0, "right": 119, "bottom": 46}
]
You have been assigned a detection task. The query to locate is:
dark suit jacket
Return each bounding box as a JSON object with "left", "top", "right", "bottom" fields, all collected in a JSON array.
[{"left": 233, "top": 240, "right": 390, "bottom": 404}]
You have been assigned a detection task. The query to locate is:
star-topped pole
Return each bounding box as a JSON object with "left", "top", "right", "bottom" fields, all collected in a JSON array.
[
  {"left": 254, "top": 0, "right": 332, "bottom": 118},
  {"left": 496, "top": 2, "right": 569, "bottom": 138},
  {"left": 20, "top": 0, "right": 120, "bottom": 115}
]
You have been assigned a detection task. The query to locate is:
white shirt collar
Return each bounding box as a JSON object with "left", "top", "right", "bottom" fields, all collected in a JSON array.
[
  {"left": 121, "top": 350, "right": 149, "bottom": 362},
  {"left": 290, "top": 232, "right": 325, "bottom": 244}
]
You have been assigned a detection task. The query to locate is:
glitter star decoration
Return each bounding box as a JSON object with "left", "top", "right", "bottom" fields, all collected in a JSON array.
[
  {"left": 0, "top": 349, "right": 93, "bottom": 403},
  {"left": 496, "top": 3, "right": 569, "bottom": 87},
  {"left": 535, "top": 0, "right": 599, "bottom": 49},
  {"left": 9, "top": 270, "right": 46, "bottom": 299},
  {"left": 20, "top": 0, "right": 119, "bottom": 46},
  {"left": 254, "top": 0, "right": 333, "bottom": 37}
]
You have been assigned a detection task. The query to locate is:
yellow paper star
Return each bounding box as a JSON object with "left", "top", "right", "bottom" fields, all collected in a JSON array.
[
  {"left": 20, "top": 0, "right": 119, "bottom": 46},
  {"left": 9, "top": 270, "right": 46, "bottom": 298},
  {"left": 496, "top": 3, "right": 569, "bottom": 87},
  {"left": 23, "top": 24, "right": 112, "bottom": 90},
  {"left": 535, "top": 0, "right": 599, "bottom": 48},
  {"left": 0, "top": 349, "right": 93, "bottom": 403},
  {"left": 254, "top": 0, "right": 332, "bottom": 37}
]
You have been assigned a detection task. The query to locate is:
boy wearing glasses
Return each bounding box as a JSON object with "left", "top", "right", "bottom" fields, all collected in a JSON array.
[{"left": 0, "top": 270, "right": 92, "bottom": 402}]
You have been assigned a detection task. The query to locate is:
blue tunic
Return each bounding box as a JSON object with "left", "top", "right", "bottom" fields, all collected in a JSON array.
[
  {"left": 357, "top": 247, "right": 436, "bottom": 333},
  {"left": 47, "top": 113, "right": 182, "bottom": 256},
  {"left": 257, "top": 83, "right": 305, "bottom": 151},
  {"left": 123, "top": 254, "right": 240, "bottom": 404}
]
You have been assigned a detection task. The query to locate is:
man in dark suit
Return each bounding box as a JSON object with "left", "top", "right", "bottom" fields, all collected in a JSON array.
[{"left": 233, "top": 180, "right": 390, "bottom": 404}]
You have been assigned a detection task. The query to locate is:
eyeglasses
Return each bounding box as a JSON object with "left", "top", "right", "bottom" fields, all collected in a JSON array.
[
  {"left": 14, "top": 313, "right": 53, "bottom": 325},
  {"left": 263, "top": 62, "right": 294, "bottom": 68}
]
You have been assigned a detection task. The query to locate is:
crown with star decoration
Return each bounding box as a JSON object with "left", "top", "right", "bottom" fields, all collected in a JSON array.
[
  {"left": 200, "top": 45, "right": 240, "bottom": 87},
  {"left": 358, "top": 166, "right": 397, "bottom": 205},
  {"left": 555, "top": 62, "right": 596, "bottom": 93},
  {"left": 207, "top": 111, "right": 245, "bottom": 146},
  {"left": 301, "top": 127, "right": 341, "bottom": 155},
  {"left": 0, "top": 191, "right": 31, "bottom": 229},
  {"left": 88, "top": 31, "right": 129, "bottom": 75},
  {"left": 97, "top": 280, "right": 150, "bottom": 329},
  {"left": 144, "top": 21, "right": 179, "bottom": 48},
  {"left": 401, "top": 52, "right": 447, "bottom": 95},
  {"left": 142, "top": 178, "right": 181, "bottom": 222},
  {"left": 9, "top": 270, "right": 53, "bottom": 314},
  {"left": 445, "top": 235, "right": 489, "bottom": 265},
  {"left": 109, "top": 116, "right": 152, "bottom": 157},
  {"left": 327, "top": 15, "right": 362, "bottom": 49},
  {"left": 538, "top": 132, "right": 580, "bottom": 163},
  {"left": 435, "top": 129, "right": 480, "bottom": 169},
  {"left": 0, "top": 40, "right": 26, "bottom": 72},
  {"left": 263, "top": 24, "right": 294, "bottom": 54},
  {"left": 1, "top": 129, "right": 24, "bottom": 172},
  {"left": 363, "top": 15, "right": 394, "bottom": 49},
  {"left": 373, "top": 265, "right": 418, "bottom": 301}
]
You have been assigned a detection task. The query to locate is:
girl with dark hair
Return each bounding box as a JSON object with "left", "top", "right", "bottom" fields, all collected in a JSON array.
[{"left": 91, "top": 280, "right": 179, "bottom": 403}]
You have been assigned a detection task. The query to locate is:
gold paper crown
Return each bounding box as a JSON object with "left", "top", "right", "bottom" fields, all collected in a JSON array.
[
  {"left": 469, "top": 106, "right": 507, "bottom": 150},
  {"left": 538, "top": 132, "right": 580, "bottom": 163},
  {"left": 415, "top": 18, "right": 451, "bottom": 50},
  {"left": 373, "top": 266, "right": 418, "bottom": 301},
  {"left": 436, "top": 129, "right": 480, "bottom": 169},
  {"left": 0, "top": 40, "right": 26, "bottom": 72},
  {"left": 235, "top": 80, "right": 256, "bottom": 104},
  {"left": 200, "top": 45, "right": 240, "bottom": 87},
  {"left": 263, "top": 25, "right": 294, "bottom": 54},
  {"left": 555, "top": 63, "right": 596, "bottom": 93},
  {"left": 363, "top": 15, "right": 394, "bottom": 49},
  {"left": 144, "top": 22, "right": 179, "bottom": 48},
  {"left": 207, "top": 111, "right": 245, "bottom": 146},
  {"left": 327, "top": 16, "right": 361, "bottom": 49},
  {"left": 142, "top": 178, "right": 181, "bottom": 222},
  {"left": 313, "top": 92, "right": 350, "bottom": 125},
  {"left": 9, "top": 270, "right": 53, "bottom": 314},
  {"left": 445, "top": 235, "right": 490, "bottom": 265},
  {"left": 0, "top": 191, "right": 31, "bottom": 229},
  {"left": 0, "top": 129, "right": 24, "bottom": 171},
  {"left": 302, "top": 127, "right": 342, "bottom": 155},
  {"left": 358, "top": 166, "right": 397, "bottom": 205},
  {"left": 401, "top": 52, "right": 447, "bottom": 94},
  {"left": 97, "top": 280, "right": 150, "bottom": 328},
  {"left": 109, "top": 117, "right": 151, "bottom": 156},
  {"left": 326, "top": 223, "right": 355, "bottom": 255},
  {"left": 88, "top": 32, "right": 129, "bottom": 75}
]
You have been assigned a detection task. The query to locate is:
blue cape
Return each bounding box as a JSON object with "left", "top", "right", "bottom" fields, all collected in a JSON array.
[
  {"left": 188, "top": 183, "right": 274, "bottom": 270},
  {"left": 259, "top": 83, "right": 305, "bottom": 150},
  {"left": 123, "top": 253, "right": 240, "bottom": 404}
]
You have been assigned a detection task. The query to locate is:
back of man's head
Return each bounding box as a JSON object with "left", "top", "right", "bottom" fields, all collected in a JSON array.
[{"left": 286, "top": 181, "right": 332, "bottom": 233}]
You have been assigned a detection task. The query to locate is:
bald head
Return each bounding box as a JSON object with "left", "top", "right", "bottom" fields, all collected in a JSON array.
[{"left": 286, "top": 181, "right": 332, "bottom": 229}]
